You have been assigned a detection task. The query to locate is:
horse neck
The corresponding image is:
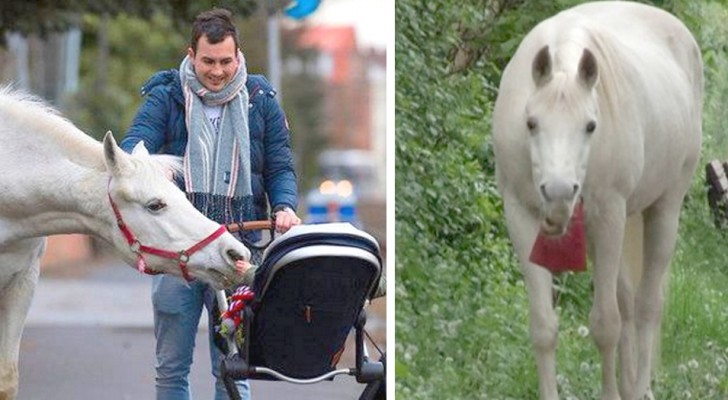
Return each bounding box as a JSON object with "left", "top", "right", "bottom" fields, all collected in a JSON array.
[{"left": 0, "top": 139, "right": 117, "bottom": 246}]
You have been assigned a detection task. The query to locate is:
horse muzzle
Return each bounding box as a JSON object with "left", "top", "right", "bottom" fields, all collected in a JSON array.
[
  {"left": 540, "top": 201, "right": 574, "bottom": 236},
  {"left": 540, "top": 179, "right": 580, "bottom": 203},
  {"left": 206, "top": 240, "right": 252, "bottom": 289}
]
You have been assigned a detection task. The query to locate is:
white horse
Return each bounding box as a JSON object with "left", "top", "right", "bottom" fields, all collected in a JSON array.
[
  {"left": 492, "top": 2, "right": 702, "bottom": 399},
  {"left": 0, "top": 89, "right": 252, "bottom": 399}
]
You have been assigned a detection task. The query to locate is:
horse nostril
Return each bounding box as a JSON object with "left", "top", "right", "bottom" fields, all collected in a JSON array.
[
  {"left": 573, "top": 184, "right": 580, "bottom": 196},
  {"left": 540, "top": 184, "right": 550, "bottom": 201},
  {"left": 227, "top": 249, "right": 244, "bottom": 262}
]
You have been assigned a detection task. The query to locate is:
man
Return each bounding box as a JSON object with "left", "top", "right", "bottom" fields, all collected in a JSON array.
[{"left": 120, "top": 8, "right": 300, "bottom": 399}]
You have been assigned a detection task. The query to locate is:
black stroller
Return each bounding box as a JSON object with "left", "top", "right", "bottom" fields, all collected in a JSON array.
[{"left": 215, "top": 222, "right": 386, "bottom": 399}]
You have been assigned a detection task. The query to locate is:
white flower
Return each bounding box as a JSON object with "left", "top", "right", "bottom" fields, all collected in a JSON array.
[
  {"left": 678, "top": 364, "right": 688, "bottom": 373},
  {"left": 704, "top": 373, "right": 718, "bottom": 385},
  {"left": 715, "top": 357, "right": 726, "bottom": 372},
  {"left": 580, "top": 361, "right": 590, "bottom": 372},
  {"left": 688, "top": 359, "right": 699, "bottom": 369},
  {"left": 682, "top": 390, "right": 692, "bottom": 399},
  {"left": 577, "top": 325, "right": 589, "bottom": 337}
]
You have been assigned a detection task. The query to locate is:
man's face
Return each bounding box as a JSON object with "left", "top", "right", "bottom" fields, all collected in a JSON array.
[{"left": 189, "top": 34, "right": 239, "bottom": 92}]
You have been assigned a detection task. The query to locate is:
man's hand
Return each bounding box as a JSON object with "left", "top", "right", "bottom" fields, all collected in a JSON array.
[{"left": 274, "top": 207, "right": 302, "bottom": 233}]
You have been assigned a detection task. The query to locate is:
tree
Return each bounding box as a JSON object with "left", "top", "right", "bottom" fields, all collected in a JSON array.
[
  {"left": 64, "top": 7, "right": 277, "bottom": 141},
  {"left": 0, "top": 0, "right": 262, "bottom": 43}
]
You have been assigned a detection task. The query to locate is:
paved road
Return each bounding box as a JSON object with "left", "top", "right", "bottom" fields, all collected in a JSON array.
[{"left": 18, "top": 258, "right": 386, "bottom": 399}]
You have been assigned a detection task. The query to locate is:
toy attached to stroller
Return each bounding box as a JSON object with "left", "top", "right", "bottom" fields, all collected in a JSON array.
[{"left": 214, "top": 221, "right": 386, "bottom": 399}]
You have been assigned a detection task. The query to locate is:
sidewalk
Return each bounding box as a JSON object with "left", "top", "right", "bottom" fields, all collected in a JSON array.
[
  {"left": 26, "top": 266, "right": 159, "bottom": 328},
  {"left": 25, "top": 258, "right": 214, "bottom": 329}
]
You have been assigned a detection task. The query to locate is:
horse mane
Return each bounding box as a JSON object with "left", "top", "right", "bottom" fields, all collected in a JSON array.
[
  {"left": 0, "top": 87, "right": 184, "bottom": 183},
  {"left": 0, "top": 86, "right": 105, "bottom": 169}
]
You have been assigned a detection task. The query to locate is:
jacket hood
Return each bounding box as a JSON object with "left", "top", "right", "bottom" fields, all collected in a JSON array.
[{"left": 140, "top": 69, "right": 185, "bottom": 105}]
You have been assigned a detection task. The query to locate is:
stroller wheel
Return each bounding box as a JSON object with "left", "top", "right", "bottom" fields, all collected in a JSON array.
[{"left": 358, "top": 353, "right": 386, "bottom": 400}]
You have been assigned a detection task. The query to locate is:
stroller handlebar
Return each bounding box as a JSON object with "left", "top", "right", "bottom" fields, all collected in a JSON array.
[{"left": 225, "top": 220, "right": 273, "bottom": 233}]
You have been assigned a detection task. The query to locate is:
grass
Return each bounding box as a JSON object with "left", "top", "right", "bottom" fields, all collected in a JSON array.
[{"left": 396, "top": 183, "right": 728, "bottom": 399}]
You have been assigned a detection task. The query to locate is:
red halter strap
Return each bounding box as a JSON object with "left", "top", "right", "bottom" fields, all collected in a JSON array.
[{"left": 107, "top": 180, "right": 227, "bottom": 282}]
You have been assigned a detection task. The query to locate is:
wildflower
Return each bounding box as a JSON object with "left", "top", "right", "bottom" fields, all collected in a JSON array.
[
  {"left": 704, "top": 373, "right": 718, "bottom": 386},
  {"left": 580, "top": 362, "right": 590, "bottom": 372},
  {"left": 678, "top": 364, "right": 688, "bottom": 374},
  {"left": 577, "top": 325, "right": 589, "bottom": 337},
  {"left": 682, "top": 390, "right": 692, "bottom": 399},
  {"left": 688, "top": 359, "right": 699, "bottom": 369},
  {"left": 715, "top": 357, "right": 726, "bottom": 372}
]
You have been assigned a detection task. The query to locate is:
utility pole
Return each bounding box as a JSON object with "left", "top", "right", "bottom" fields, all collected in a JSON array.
[
  {"left": 266, "top": 0, "right": 321, "bottom": 100},
  {"left": 267, "top": 1, "right": 282, "bottom": 100}
]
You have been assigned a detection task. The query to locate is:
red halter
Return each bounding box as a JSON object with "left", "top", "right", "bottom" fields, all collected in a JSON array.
[{"left": 107, "top": 180, "right": 227, "bottom": 282}]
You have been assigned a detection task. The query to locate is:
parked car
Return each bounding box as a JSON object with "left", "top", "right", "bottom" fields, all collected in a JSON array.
[{"left": 305, "top": 178, "right": 360, "bottom": 226}]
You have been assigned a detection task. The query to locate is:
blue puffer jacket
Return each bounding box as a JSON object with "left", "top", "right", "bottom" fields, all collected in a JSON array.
[{"left": 120, "top": 69, "right": 298, "bottom": 224}]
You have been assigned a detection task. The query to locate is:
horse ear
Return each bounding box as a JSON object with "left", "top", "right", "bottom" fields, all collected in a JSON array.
[
  {"left": 532, "top": 45, "right": 552, "bottom": 88},
  {"left": 103, "top": 131, "right": 132, "bottom": 177},
  {"left": 132, "top": 141, "right": 150, "bottom": 157},
  {"left": 578, "top": 48, "right": 598, "bottom": 89}
]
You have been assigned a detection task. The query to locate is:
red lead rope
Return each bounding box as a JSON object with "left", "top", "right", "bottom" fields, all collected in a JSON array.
[{"left": 107, "top": 181, "right": 227, "bottom": 282}]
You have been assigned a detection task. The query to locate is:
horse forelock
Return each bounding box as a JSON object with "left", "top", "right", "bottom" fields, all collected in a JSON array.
[
  {"left": 112, "top": 155, "right": 183, "bottom": 205},
  {"left": 532, "top": 72, "right": 587, "bottom": 111},
  {"left": 534, "top": 24, "right": 628, "bottom": 125},
  {"left": 150, "top": 154, "right": 184, "bottom": 180}
]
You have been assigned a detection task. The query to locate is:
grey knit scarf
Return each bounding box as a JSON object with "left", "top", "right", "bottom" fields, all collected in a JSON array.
[{"left": 179, "top": 51, "right": 253, "bottom": 224}]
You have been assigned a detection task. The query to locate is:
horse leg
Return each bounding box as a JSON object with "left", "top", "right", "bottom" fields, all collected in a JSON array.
[
  {"left": 589, "top": 200, "right": 626, "bottom": 400},
  {"left": 634, "top": 201, "right": 681, "bottom": 399},
  {"left": 617, "top": 213, "right": 643, "bottom": 399},
  {"left": 503, "top": 198, "right": 558, "bottom": 400},
  {"left": 617, "top": 260, "right": 636, "bottom": 399},
  {"left": 524, "top": 259, "right": 559, "bottom": 400},
  {"left": 0, "top": 239, "right": 45, "bottom": 400}
]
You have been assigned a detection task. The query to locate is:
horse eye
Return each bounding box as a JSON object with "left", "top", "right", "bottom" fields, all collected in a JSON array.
[
  {"left": 146, "top": 199, "right": 167, "bottom": 213},
  {"left": 526, "top": 117, "right": 537, "bottom": 131},
  {"left": 586, "top": 121, "right": 596, "bottom": 133}
]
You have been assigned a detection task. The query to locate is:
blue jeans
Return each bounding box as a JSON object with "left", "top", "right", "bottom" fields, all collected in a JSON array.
[{"left": 152, "top": 275, "right": 251, "bottom": 400}]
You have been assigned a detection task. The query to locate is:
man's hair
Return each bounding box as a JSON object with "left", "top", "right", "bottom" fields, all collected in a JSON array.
[{"left": 190, "top": 8, "right": 239, "bottom": 52}]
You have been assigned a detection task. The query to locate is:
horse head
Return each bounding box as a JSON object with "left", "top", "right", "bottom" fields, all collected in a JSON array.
[
  {"left": 525, "top": 45, "right": 598, "bottom": 236},
  {"left": 102, "top": 132, "right": 251, "bottom": 289}
]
